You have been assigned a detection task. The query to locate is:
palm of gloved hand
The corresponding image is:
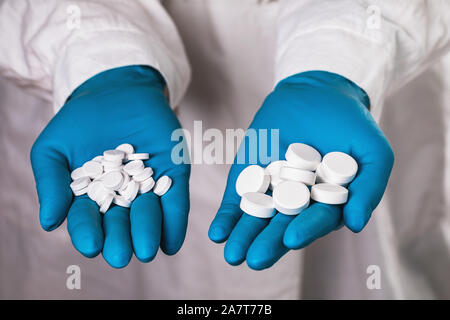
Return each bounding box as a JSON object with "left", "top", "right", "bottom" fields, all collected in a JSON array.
[
  {"left": 31, "top": 66, "right": 190, "bottom": 268},
  {"left": 209, "top": 71, "right": 394, "bottom": 270}
]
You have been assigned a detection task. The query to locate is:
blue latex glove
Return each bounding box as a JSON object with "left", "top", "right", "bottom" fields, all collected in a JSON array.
[
  {"left": 31, "top": 65, "right": 190, "bottom": 268},
  {"left": 209, "top": 71, "right": 394, "bottom": 270}
]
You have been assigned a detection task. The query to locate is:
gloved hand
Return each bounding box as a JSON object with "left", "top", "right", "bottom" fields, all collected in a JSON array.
[
  {"left": 31, "top": 65, "right": 190, "bottom": 268},
  {"left": 209, "top": 71, "right": 394, "bottom": 270}
]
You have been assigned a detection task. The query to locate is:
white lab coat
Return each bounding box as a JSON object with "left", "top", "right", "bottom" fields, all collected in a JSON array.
[{"left": 0, "top": 0, "right": 449, "bottom": 299}]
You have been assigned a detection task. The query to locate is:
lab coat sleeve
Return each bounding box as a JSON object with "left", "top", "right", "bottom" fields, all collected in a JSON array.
[
  {"left": 275, "top": 0, "right": 450, "bottom": 119},
  {"left": 0, "top": 0, "right": 191, "bottom": 112}
]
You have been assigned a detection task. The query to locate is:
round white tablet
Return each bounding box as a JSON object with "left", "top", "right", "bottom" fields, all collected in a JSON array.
[
  {"left": 279, "top": 166, "right": 316, "bottom": 186},
  {"left": 71, "top": 167, "right": 87, "bottom": 180},
  {"left": 273, "top": 181, "right": 310, "bottom": 215},
  {"left": 70, "top": 176, "right": 91, "bottom": 191},
  {"left": 82, "top": 161, "right": 103, "bottom": 179},
  {"left": 235, "top": 165, "right": 270, "bottom": 197},
  {"left": 103, "top": 149, "right": 125, "bottom": 162},
  {"left": 320, "top": 152, "right": 358, "bottom": 185},
  {"left": 153, "top": 176, "right": 172, "bottom": 196},
  {"left": 139, "top": 176, "right": 155, "bottom": 194},
  {"left": 91, "top": 155, "right": 104, "bottom": 163},
  {"left": 285, "top": 143, "right": 322, "bottom": 171},
  {"left": 123, "top": 160, "right": 144, "bottom": 176},
  {"left": 99, "top": 192, "right": 115, "bottom": 214},
  {"left": 240, "top": 192, "right": 276, "bottom": 218},
  {"left": 133, "top": 167, "right": 153, "bottom": 182},
  {"left": 73, "top": 185, "right": 89, "bottom": 196},
  {"left": 265, "top": 160, "right": 289, "bottom": 190},
  {"left": 87, "top": 181, "right": 105, "bottom": 201},
  {"left": 101, "top": 171, "right": 123, "bottom": 190},
  {"left": 126, "top": 153, "right": 150, "bottom": 161},
  {"left": 113, "top": 195, "right": 131, "bottom": 208},
  {"left": 311, "top": 183, "right": 348, "bottom": 204},
  {"left": 118, "top": 173, "right": 130, "bottom": 191},
  {"left": 120, "top": 180, "right": 139, "bottom": 202},
  {"left": 115, "top": 143, "right": 134, "bottom": 155}
]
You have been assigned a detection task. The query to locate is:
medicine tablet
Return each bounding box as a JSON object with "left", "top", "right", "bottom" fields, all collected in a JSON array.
[
  {"left": 153, "top": 176, "right": 172, "bottom": 196},
  {"left": 73, "top": 185, "right": 89, "bottom": 196},
  {"left": 126, "top": 153, "right": 150, "bottom": 161},
  {"left": 239, "top": 192, "right": 276, "bottom": 218},
  {"left": 102, "top": 171, "right": 124, "bottom": 190},
  {"left": 115, "top": 143, "right": 134, "bottom": 155},
  {"left": 92, "top": 156, "right": 104, "bottom": 163},
  {"left": 87, "top": 181, "right": 106, "bottom": 202},
  {"left": 70, "top": 176, "right": 91, "bottom": 191},
  {"left": 113, "top": 195, "right": 132, "bottom": 208},
  {"left": 311, "top": 183, "right": 348, "bottom": 204},
  {"left": 99, "top": 192, "right": 115, "bottom": 214},
  {"left": 285, "top": 143, "right": 322, "bottom": 171},
  {"left": 118, "top": 173, "right": 130, "bottom": 191},
  {"left": 279, "top": 166, "right": 316, "bottom": 186},
  {"left": 82, "top": 161, "right": 103, "bottom": 179},
  {"left": 235, "top": 165, "right": 270, "bottom": 197},
  {"left": 120, "top": 180, "right": 139, "bottom": 202},
  {"left": 265, "top": 160, "right": 289, "bottom": 190},
  {"left": 103, "top": 150, "right": 126, "bottom": 162},
  {"left": 320, "top": 152, "right": 358, "bottom": 185},
  {"left": 133, "top": 167, "right": 153, "bottom": 182},
  {"left": 123, "top": 160, "right": 145, "bottom": 176},
  {"left": 71, "top": 167, "right": 87, "bottom": 180},
  {"left": 139, "top": 176, "right": 155, "bottom": 194},
  {"left": 273, "top": 181, "right": 310, "bottom": 215}
]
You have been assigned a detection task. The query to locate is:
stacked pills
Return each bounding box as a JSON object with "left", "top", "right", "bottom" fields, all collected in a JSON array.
[
  {"left": 69, "top": 143, "right": 172, "bottom": 213},
  {"left": 236, "top": 143, "right": 358, "bottom": 219}
]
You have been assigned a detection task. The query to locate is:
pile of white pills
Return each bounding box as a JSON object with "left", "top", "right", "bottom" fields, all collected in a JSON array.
[
  {"left": 236, "top": 143, "right": 358, "bottom": 219},
  {"left": 69, "top": 143, "right": 172, "bottom": 213}
]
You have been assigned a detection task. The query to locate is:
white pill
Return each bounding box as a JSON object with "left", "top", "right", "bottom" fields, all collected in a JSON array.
[
  {"left": 240, "top": 192, "right": 276, "bottom": 218},
  {"left": 92, "top": 156, "right": 104, "bottom": 163},
  {"left": 120, "top": 180, "right": 139, "bottom": 202},
  {"left": 99, "top": 192, "right": 115, "bottom": 214},
  {"left": 139, "top": 176, "right": 155, "bottom": 194},
  {"left": 71, "top": 167, "right": 87, "bottom": 180},
  {"left": 126, "top": 153, "right": 150, "bottom": 161},
  {"left": 320, "top": 152, "right": 358, "bottom": 185},
  {"left": 103, "top": 164, "right": 123, "bottom": 173},
  {"left": 70, "top": 176, "right": 91, "bottom": 191},
  {"left": 115, "top": 143, "right": 134, "bottom": 155},
  {"left": 235, "top": 165, "right": 270, "bottom": 197},
  {"left": 101, "top": 171, "right": 123, "bottom": 190},
  {"left": 118, "top": 173, "right": 130, "bottom": 191},
  {"left": 279, "top": 166, "right": 316, "bottom": 186},
  {"left": 123, "top": 160, "right": 144, "bottom": 176},
  {"left": 133, "top": 167, "right": 153, "bottom": 182},
  {"left": 285, "top": 143, "right": 322, "bottom": 171},
  {"left": 153, "top": 176, "right": 172, "bottom": 196},
  {"left": 311, "top": 183, "right": 348, "bottom": 204},
  {"left": 265, "top": 160, "right": 289, "bottom": 190},
  {"left": 82, "top": 160, "right": 103, "bottom": 179},
  {"left": 73, "top": 185, "right": 89, "bottom": 196},
  {"left": 87, "top": 181, "right": 106, "bottom": 202},
  {"left": 113, "top": 195, "right": 131, "bottom": 208},
  {"left": 102, "top": 158, "right": 122, "bottom": 168},
  {"left": 273, "top": 181, "right": 310, "bottom": 215},
  {"left": 103, "top": 149, "right": 126, "bottom": 162}
]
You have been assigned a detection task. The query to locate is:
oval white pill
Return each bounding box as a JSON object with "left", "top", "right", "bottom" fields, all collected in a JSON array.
[
  {"left": 285, "top": 143, "right": 322, "bottom": 171},
  {"left": 87, "top": 181, "right": 106, "bottom": 201},
  {"left": 70, "top": 176, "right": 91, "bottom": 191},
  {"left": 320, "top": 152, "right": 358, "bottom": 185},
  {"left": 126, "top": 153, "right": 150, "bottom": 161},
  {"left": 133, "top": 167, "right": 153, "bottom": 182},
  {"left": 311, "top": 183, "right": 348, "bottom": 204},
  {"left": 273, "top": 181, "right": 310, "bottom": 215},
  {"left": 113, "top": 195, "right": 131, "bottom": 208},
  {"left": 139, "top": 176, "right": 155, "bottom": 194},
  {"left": 153, "top": 176, "right": 172, "bottom": 196},
  {"left": 103, "top": 149, "right": 125, "bottom": 162},
  {"left": 71, "top": 167, "right": 87, "bottom": 180},
  {"left": 101, "top": 171, "right": 123, "bottom": 190},
  {"left": 115, "top": 143, "right": 134, "bottom": 155},
  {"left": 99, "top": 192, "right": 115, "bottom": 214},
  {"left": 123, "top": 160, "right": 144, "bottom": 176},
  {"left": 240, "top": 192, "right": 276, "bottom": 218},
  {"left": 235, "top": 165, "right": 270, "bottom": 197},
  {"left": 82, "top": 161, "right": 103, "bottom": 179},
  {"left": 279, "top": 166, "right": 316, "bottom": 186},
  {"left": 265, "top": 160, "right": 289, "bottom": 190}
]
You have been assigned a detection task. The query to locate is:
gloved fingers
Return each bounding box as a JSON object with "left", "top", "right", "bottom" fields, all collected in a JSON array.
[
  {"left": 67, "top": 196, "right": 103, "bottom": 258},
  {"left": 30, "top": 145, "right": 72, "bottom": 231},
  {"left": 283, "top": 202, "right": 342, "bottom": 249},
  {"left": 208, "top": 164, "right": 246, "bottom": 243},
  {"left": 246, "top": 213, "right": 295, "bottom": 270},
  {"left": 224, "top": 213, "right": 269, "bottom": 266},
  {"left": 159, "top": 172, "right": 190, "bottom": 255},
  {"left": 344, "top": 146, "right": 394, "bottom": 232},
  {"left": 102, "top": 205, "right": 133, "bottom": 269},
  {"left": 130, "top": 192, "right": 162, "bottom": 262}
]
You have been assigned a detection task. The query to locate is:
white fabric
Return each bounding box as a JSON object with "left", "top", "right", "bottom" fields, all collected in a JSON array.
[
  {"left": 1, "top": 0, "right": 450, "bottom": 299},
  {"left": 0, "top": 0, "right": 191, "bottom": 111}
]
